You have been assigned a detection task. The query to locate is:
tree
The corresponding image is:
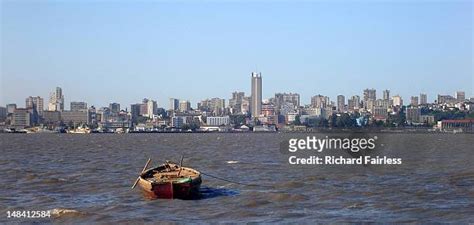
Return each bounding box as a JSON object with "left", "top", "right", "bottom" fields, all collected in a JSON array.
[{"left": 294, "top": 115, "right": 301, "bottom": 125}]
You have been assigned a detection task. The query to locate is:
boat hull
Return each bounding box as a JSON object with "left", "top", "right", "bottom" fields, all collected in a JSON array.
[{"left": 138, "top": 172, "right": 202, "bottom": 199}]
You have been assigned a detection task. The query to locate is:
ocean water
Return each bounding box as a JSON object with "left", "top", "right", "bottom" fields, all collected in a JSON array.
[{"left": 0, "top": 133, "right": 473, "bottom": 223}]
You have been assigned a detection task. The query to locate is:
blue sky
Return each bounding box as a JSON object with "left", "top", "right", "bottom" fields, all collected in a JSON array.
[{"left": 1, "top": 0, "right": 472, "bottom": 109}]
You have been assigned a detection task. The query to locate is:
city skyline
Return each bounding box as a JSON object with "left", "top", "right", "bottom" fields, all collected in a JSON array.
[{"left": 1, "top": 1, "right": 473, "bottom": 107}]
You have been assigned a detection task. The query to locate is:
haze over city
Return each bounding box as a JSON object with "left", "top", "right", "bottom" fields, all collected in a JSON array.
[{"left": 1, "top": 1, "right": 473, "bottom": 108}]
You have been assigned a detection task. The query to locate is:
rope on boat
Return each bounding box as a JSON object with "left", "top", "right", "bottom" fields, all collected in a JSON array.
[{"left": 200, "top": 171, "right": 274, "bottom": 188}]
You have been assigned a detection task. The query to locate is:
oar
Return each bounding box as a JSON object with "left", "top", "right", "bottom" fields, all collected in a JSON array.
[
  {"left": 177, "top": 155, "right": 184, "bottom": 177},
  {"left": 131, "top": 158, "right": 151, "bottom": 190}
]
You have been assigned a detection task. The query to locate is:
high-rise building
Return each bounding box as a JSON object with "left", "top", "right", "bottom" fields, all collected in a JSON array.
[
  {"left": 11, "top": 108, "right": 31, "bottom": 127},
  {"left": 251, "top": 72, "right": 262, "bottom": 118},
  {"left": 70, "top": 101, "right": 88, "bottom": 112},
  {"left": 48, "top": 87, "right": 64, "bottom": 111},
  {"left": 363, "top": 89, "right": 377, "bottom": 102},
  {"left": 274, "top": 93, "right": 300, "bottom": 110},
  {"left": 6, "top": 104, "right": 17, "bottom": 114},
  {"left": 456, "top": 91, "right": 465, "bottom": 102},
  {"left": 229, "top": 92, "right": 245, "bottom": 114},
  {"left": 25, "top": 96, "right": 44, "bottom": 115},
  {"left": 383, "top": 90, "right": 390, "bottom": 101},
  {"left": 392, "top": 95, "right": 403, "bottom": 107},
  {"left": 169, "top": 98, "right": 180, "bottom": 111},
  {"left": 142, "top": 99, "right": 157, "bottom": 118},
  {"left": 199, "top": 98, "right": 225, "bottom": 116},
  {"left": 179, "top": 100, "right": 191, "bottom": 112},
  {"left": 0, "top": 107, "right": 6, "bottom": 121},
  {"left": 410, "top": 96, "right": 419, "bottom": 106},
  {"left": 130, "top": 104, "right": 142, "bottom": 122},
  {"left": 348, "top": 95, "right": 360, "bottom": 111},
  {"left": 420, "top": 93, "right": 427, "bottom": 105},
  {"left": 437, "top": 95, "right": 456, "bottom": 104},
  {"left": 406, "top": 107, "right": 421, "bottom": 124},
  {"left": 311, "top": 95, "right": 329, "bottom": 108},
  {"left": 109, "top": 103, "right": 120, "bottom": 113},
  {"left": 337, "top": 95, "right": 345, "bottom": 112}
]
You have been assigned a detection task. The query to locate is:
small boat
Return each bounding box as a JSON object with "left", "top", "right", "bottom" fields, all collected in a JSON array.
[{"left": 133, "top": 159, "right": 202, "bottom": 199}]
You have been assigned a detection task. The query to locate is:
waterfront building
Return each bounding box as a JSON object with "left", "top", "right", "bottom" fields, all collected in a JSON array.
[
  {"left": 406, "top": 107, "right": 421, "bottom": 124},
  {"left": 383, "top": 90, "right": 390, "bottom": 101},
  {"left": 130, "top": 104, "right": 142, "bottom": 122},
  {"left": 0, "top": 106, "right": 6, "bottom": 121},
  {"left": 392, "top": 95, "right": 403, "bottom": 107},
  {"left": 42, "top": 110, "right": 61, "bottom": 124},
  {"left": 70, "top": 101, "right": 88, "bottom": 112},
  {"left": 171, "top": 116, "right": 189, "bottom": 128},
  {"left": 373, "top": 106, "right": 388, "bottom": 120},
  {"left": 48, "top": 87, "right": 64, "bottom": 111},
  {"left": 11, "top": 108, "right": 31, "bottom": 127},
  {"left": 169, "top": 98, "right": 180, "bottom": 111},
  {"left": 206, "top": 116, "right": 230, "bottom": 126},
  {"left": 6, "top": 104, "right": 17, "bottom": 114},
  {"left": 337, "top": 95, "right": 345, "bottom": 112},
  {"left": 251, "top": 72, "right": 262, "bottom": 118},
  {"left": 420, "top": 115, "right": 435, "bottom": 125},
  {"left": 456, "top": 91, "right": 465, "bottom": 102},
  {"left": 61, "top": 110, "right": 89, "bottom": 125},
  {"left": 285, "top": 112, "right": 298, "bottom": 124},
  {"left": 410, "top": 96, "right": 419, "bottom": 106},
  {"left": 440, "top": 119, "right": 474, "bottom": 132},
  {"left": 420, "top": 93, "right": 427, "bottom": 105},
  {"left": 25, "top": 96, "right": 44, "bottom": 115},
  {"left": 109, "top": 103, "right": 120, "bottom": 113}
]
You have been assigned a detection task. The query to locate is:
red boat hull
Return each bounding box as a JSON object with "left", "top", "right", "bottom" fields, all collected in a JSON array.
[{"left": 139, "top": 177, "right": 202, "bottom": 199}]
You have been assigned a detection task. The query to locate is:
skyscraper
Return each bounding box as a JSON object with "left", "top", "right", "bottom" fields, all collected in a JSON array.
[
  {"left": 109, "top": 103, "right": 120, "bottom": 113},
  {"left": 392, "top": 95, "right": 403, "bottom": 107},
  {"left": 383, "top": 90, "right": 390, "bottom": 101},
  {"left": 410, "top": 96, "right": 419, "bottom": 106},
  {"left": 420, "top": 93, "right": 427, "bottom": 105},
  {"left": 251, "top": 72, "right": 262, "bottom": 118},
  {"left": 169, "top": 98, "right": 180, "bottom": 111},
  {"left": 337, "top": 95, "right": 345, "bottom": 112},
  {"left": 456, "top": 91, "right": 465, "bottom": 102},
  {"left": 363, "top": 89, "right": 377, "bottom": 102},
  {"left": 25, "top": 96, "right": 44, "bottom": 115},
  {"left": 48, "top": 87, "right": 64, "bottom": 111}
]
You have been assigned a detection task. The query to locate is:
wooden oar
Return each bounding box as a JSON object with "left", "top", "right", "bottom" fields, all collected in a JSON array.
[
  {"left": 177, "top": 155, "right": 184, "bottom": 177},
  {"left": 131, "top": 158, "right": 151, "bottom": 190}
]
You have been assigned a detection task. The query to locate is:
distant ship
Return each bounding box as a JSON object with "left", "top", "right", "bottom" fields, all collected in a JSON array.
[{"left": 67, "top": 127, "right": 91, "bottom": 134}]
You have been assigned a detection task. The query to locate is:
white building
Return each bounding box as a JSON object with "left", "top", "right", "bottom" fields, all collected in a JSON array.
[
  {"left": 48, "top": 87, "right": 64, "bottom": 111},
  {"left": 206, "top": 116, "right": 230, "bottom": 126}
]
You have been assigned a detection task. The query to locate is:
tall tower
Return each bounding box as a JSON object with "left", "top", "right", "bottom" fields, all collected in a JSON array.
[
  {"left": 251, "top": 72, "right": 262, "bottom": 118},
  {"left": 48, "top": 87, "right": 64, "bottom": 111}
]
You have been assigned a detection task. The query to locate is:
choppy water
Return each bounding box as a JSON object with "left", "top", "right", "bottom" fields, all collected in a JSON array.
[{"left": 0, "top": 133, "right": 473, "bottom": 223}]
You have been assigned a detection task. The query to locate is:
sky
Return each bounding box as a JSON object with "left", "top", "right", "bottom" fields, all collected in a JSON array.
[{"left": 1, "top": 0, "right": 473, "bottom": 109}]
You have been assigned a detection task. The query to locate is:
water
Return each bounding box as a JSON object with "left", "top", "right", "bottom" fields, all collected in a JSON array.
[{"left": 0, "top": 133, "right": 473, "bottom": 223}]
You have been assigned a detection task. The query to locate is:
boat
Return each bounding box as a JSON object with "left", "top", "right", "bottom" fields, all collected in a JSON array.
[
  {"left": 67, "top": 127, "right": 91, "bottom": 134},
  {"left": 133, "top": 159, "right": 202, "bottom": 199}
]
